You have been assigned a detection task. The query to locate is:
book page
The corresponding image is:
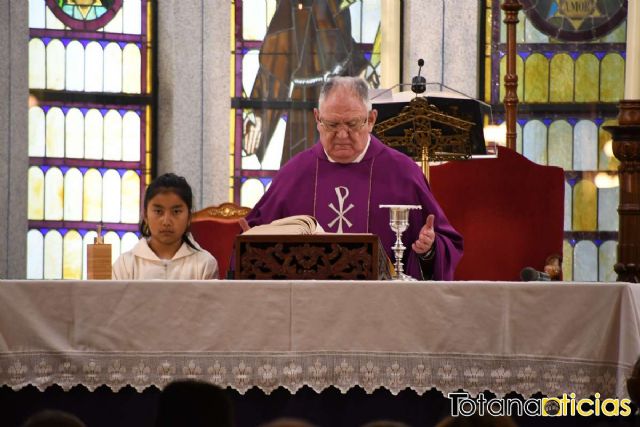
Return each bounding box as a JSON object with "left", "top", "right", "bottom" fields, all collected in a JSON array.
[{"left": 243, "top": 215, "right": 324, "bottom": 235}]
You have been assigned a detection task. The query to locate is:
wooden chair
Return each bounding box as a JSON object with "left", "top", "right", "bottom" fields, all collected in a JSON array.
[
  {"left": 190, "top": 203, "right": 251, "bottom": 279},
  {"left": 429, "top": 146, "right": 565, "bottom": 281}
]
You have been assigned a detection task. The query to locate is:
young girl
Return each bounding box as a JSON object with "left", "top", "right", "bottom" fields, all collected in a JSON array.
[{"left": 112, "top": 173, "right": 218, "bottom": 280}]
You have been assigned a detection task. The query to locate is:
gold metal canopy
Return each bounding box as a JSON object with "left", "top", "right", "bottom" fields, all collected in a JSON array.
[{"left": 373, "top": 97, "right": 474, "bottom": 178}]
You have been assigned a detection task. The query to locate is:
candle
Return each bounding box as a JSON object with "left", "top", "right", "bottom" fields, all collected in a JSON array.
[{"left": 624, "top": 0, "right": 640, "bottom": 99}]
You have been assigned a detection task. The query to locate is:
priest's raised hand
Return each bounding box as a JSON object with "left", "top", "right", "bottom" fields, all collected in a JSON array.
[{"left": 412, "top": 214, "right": 436, "bottom": 260}]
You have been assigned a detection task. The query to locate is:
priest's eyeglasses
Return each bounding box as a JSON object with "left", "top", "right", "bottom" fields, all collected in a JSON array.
[{"left": 318, "top": 117, "right": 368, "bottom": 133}]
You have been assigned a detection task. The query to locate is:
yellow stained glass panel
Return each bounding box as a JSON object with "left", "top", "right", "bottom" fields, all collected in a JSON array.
[
  {"left": 522, "top": 120, "right": 547, "bottom": 164},
  {"left": 66, "top": 40, "right": 84, "bottom": 91},
  {"left": 242, "top": 0, "right": 277, "bottom": 41},
  {"left": 104, "top": 231, "right": 122, "bottom": 268},
  {"left": 598, "top": 187, "right": 619, "bottom": 232},
  {"left": 599, "top": 21, "right": 626, "bottom": 43},
  {"left": 599, "top": 120, "right": 619, "bottom": 171},
  {"left": 549, "top": 53, "right": 573, "bottom": 102},
  {"left": 573, "top": 120, "right": 598, "bottom": 171},
  {"left": 122, "top": 111, "right": 141, "bottom": 161},
  {"left": 104, "top": 110, "right": 123, "bottom": 160},
  {"left": 524, "top": 17, "right": 548, "bottom": 42},
  {"left": 575, "top": 54, "right": 599, "bottom": 102},
  {"left": 83, "top": 169, "right": 103, "bottom": 222},
  {"left": 103, "top": 6, "right": 123, "bottom": 33},
  {"left": 46, "top": 39, "right": 65, "bottom": 90},
  {"left": 65, "top": 108, "right": 84, "bottom": 158},
  {"left": 241, "top": 178, "right": 265, "bottom": 208},
  {"left": 45, "top": 6, "right": 64, "bottom": 30},
  {"left": 63, "top": 168, "right": 83, "bottom": 221},
  {"left": 85, "top": 109, "right": 103, "bottom": 160},
  {"left": 121, "top": 170, "right": 140, "bottom": 224},
  {"left": 29, "top": 0, "right": 46, "bottom": 28},
  {"left": 499, "top": 55, "right": 524, "bottom": 102},
  {"left": 548, "top": 120, "right": 572, "bottom": 170},
  {"left": 123, "top": 0, "right": 142, "bottom": 35},
  {"left": 27, "top": 230, "right": 44, "bottom": 279},
  {"left": 63, "top": 230, "right": 83, "bottom": 279},
  {"left": 29, "top": 106, "right": 45, "bottom": 157},
  {"left": 600, "top": 53, "right": 624, "bottom": 102},
  {"left": 45, "top": 107, "right": 64, "bottom": 158},
  {"left": 121, "top": 232, "right": 139, "bottom": 255},
  {"left": 524, "top": 53, "right": 548, "bottom": 103},
  {"left": 44, "top": 167, "right": 63, "bottom": 221},
  {"left": 574, "top": 240, "right": 598, "bottom": 281},
  {"left": 123, "top": 44, "right": 141, "bottom": 93},
  {"left": 564, "top": 181, "right": 572, "bottom": 231},
  {"left": 562, "top": 240, "right": 573, "bottom": 281},
  {"left": 43, "top": 230, "right": 63, "bottom": 279},
  {"left": 102, "top": 170, "right": 122, "bottom": 223},
  {"left": 599, "top": 240, "right": 617, "bottom": 281},
  {"left": 104, "top": 42, "right": 123, "bottom": 93},
  {"left": 29, "top": 39, "right": 46, "bottom": 89},
  {"left": 242, "top": 50, "right": 260, "bottom": 96},
  {"left": 28, "top": 167, "right": 45, "bottom": 220},
  {"left": 82, "top": 231, "right": 97, "bottom": 279},
  {"left": 573, "top": 179, "right": 597, "bottom": 231},
  {"left": 85, "top": 41, "right": 104, "bottom": 92}
]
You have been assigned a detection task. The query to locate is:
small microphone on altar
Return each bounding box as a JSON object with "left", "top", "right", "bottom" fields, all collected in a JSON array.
[
  {"left": 411, "top": 58, "right": 427, "bottom": 94},
  {"left": 520, "top": 267, "right": 551, "bottom": 282}
]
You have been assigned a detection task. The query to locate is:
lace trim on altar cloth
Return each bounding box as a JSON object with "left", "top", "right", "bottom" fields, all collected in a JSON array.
[{"left": 0, "top": 352, "right": 631, "bottom": 398}]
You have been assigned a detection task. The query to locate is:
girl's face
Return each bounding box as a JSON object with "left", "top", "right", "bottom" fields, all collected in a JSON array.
[{"left": 144, "top": 190, "right": 190, "bottom": 249}]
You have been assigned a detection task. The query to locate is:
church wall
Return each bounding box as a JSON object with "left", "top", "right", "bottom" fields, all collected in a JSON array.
[
  {"left": 0, "top": 2, "right": 28, "bottom": 279},
  {"left": 157, "top": 0, "right": 230, "bottom": 210},
  {"left": 404, "top": 0, "right": 480, "bottom": 98}
]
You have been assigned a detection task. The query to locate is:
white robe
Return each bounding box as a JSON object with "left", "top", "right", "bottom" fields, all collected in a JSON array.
[{"left": 112, "top": 237, "right": 218, "bottom": 280}]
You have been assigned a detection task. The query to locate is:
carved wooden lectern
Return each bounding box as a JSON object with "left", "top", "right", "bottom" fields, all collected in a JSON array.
[{"left": 235, "top": 234, "right": 391, "bottom": 280}]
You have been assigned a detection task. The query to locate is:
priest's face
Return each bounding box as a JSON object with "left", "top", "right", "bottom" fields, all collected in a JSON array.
[{"left": 314, "top": 86, "right": 377, "bottom": 163}]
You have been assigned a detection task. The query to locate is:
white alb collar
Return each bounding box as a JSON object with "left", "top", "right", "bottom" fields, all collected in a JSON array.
[{"left": 324, "top": 135, "right": 371, "bottom": 163}]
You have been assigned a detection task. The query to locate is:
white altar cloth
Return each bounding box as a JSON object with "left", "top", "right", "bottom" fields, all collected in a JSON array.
[{"left": 1, "top": 280, "right": 638, "bottom": 398}]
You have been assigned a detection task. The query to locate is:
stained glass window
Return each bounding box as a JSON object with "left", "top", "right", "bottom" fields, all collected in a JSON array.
[
  {"left": 27, "top": 0, "right": 153, "bottom": 279},
  {"left": 231, "top": 0, "right": 384, "bottom": 204},
  {"left": 484, "top": 0, "right": 625, "bottom": 281}
]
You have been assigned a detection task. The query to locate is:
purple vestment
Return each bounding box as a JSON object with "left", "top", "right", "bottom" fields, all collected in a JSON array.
[{"left": 246, "top": 136, "right": 463, "bottom": 280}]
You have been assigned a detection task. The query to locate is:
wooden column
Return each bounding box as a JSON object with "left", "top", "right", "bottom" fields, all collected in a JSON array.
[
  {"left": 603, "top": 1, "right": 640, "bottom": 283},
  {"left": 605, "top": 102, "right": 640, "bottom": 283},
  {"left": 501, "top": 0, "right": 521, "bottom": 151}
]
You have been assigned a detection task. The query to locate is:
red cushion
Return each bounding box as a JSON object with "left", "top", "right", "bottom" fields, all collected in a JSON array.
[
  {"left": 430, "top": 146, "right": 564, "bottom": 281},
  {"left": 190, "top": 219, "right": 244, "bottom": 279}
]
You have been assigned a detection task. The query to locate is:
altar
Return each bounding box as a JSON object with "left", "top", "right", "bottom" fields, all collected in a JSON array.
[{"left": 1, "top": 279, "right": 638, "bottom": 402}]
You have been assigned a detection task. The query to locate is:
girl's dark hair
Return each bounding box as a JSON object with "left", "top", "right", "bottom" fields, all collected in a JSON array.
[{"left": 140, "top": 173, "right": 199, "bottom": 250}]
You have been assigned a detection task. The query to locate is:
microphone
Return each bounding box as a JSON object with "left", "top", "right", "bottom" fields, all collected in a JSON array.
[
  {"left": 520, "top": 267, "right": 551, "bottom": 282},
  {"left": 411, "top": 59, "right": 427, "bottom": 94}
]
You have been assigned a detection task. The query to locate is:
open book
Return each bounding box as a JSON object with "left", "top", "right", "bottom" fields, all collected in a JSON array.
[{"left": 242, "top": 215, "right": 325, "bottom": 235}]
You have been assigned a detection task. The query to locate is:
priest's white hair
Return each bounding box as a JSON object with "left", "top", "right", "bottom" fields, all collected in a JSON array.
[{"left": 318, "top": 76, "right": 372, "bottom": 112}]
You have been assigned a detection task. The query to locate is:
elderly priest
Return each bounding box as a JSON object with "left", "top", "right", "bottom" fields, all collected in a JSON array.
[{"left": 245, "top": 76, "right": 463, "bottom": 280}]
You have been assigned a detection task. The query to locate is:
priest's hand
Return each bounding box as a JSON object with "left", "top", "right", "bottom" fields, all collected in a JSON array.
[{"left": 412, "top": 214, "right": 435, "bottom": 257}]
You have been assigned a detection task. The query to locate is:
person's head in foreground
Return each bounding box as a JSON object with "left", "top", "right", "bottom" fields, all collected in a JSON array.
[
  {"left": 22, "top": 410, "right": 86, "bottom": 427},
  {"left": 435, "top": 414, "right": 518, "bottom": 427},
  {"left": 155, "top": 380, "right": 234, "bottom": 427}
]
